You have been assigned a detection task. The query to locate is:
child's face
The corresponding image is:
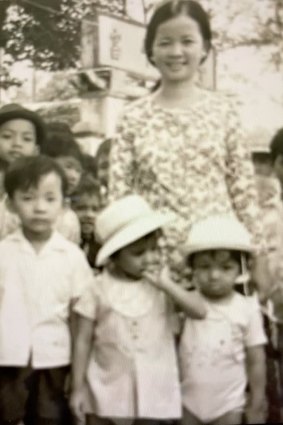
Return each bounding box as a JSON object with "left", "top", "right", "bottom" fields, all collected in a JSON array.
[
  {"left": 273, "top": 154, "right": 283, "bottom": 187},
  {"left": 192, "top": 250, "right": 240, "bottom": 299},
  {"left": 72, "top": 194, "right": 100, "bottom": 238},
  {"left": 0, "top": 119, "right": 38, "bottom": 163},
  {"left": 55, "top": 156, "right": 82, "bottom": 195},
  {"left": 114, "top": 232, "right": 158, "bottom": 280},
  {"left": 10, "top": 172, "right": 64, "bottom": 239}
]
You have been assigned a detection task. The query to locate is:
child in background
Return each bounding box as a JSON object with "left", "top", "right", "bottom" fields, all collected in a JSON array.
[
  {"left": 0, "top": 103, "right": 45, "bottom": 165},
  {"left": 41, "top": 131, "right": 84, "bottom": 244},
  {"left": 70, "top": 195, "right": 206, "bottom": 425},
  {"left": 72, "top": 175, "right": 101, "bottom": 270},
  {"left": 179, "top": 215, "right": 267, "bottom": 425},
  {"left": 41, "top": 131, "right": 83, "bottom": 197},
  {"left": 0, "top": 155, "right": 94, "bottom": 425}
]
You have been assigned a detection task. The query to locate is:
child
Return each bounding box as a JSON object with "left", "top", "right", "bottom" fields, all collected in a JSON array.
[
  {"left": 0, "top": 155, "right": 94, "bottom": 425},
  {"left": 179, "top": 215, "right": 267, "bottom": 425},
  {"left": 0, "top": 103, "right": 45, "bottom": 164},
  {"left": 70, "top": 194, "right": 206, "bottom": 425},
  {"left": 71, "top": 175, "right": 101, "bottom": 270},
  {"left": 41, "top": 131, "right": 84, "bottom": 244},
  {"left": 41, "top": 130, "right": 83, "bottom": 197}
]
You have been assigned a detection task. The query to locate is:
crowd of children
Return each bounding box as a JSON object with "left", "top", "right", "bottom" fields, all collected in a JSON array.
[{"left": 0, "top": 100, "right": 282, "bottom": 425}]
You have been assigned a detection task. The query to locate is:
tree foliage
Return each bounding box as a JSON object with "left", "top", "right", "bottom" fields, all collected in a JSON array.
[{"left": 1, "top": 0, "right": 125, "bottom": 71}]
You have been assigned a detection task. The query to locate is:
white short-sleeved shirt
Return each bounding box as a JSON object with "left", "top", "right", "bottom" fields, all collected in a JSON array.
[
  {"left": 0, "top": 229, "right": 94, "bottom": 368},
  {"left": 179, "top": 292, "right": 267, "bottom": 423},
  {"left": 74, "top": 269, "right": 182, "bottom": 419}
]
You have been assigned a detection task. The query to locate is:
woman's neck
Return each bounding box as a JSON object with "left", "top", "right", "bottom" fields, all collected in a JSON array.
[{"left": 153, "top": 79, "right": 200, "bottom": 109}]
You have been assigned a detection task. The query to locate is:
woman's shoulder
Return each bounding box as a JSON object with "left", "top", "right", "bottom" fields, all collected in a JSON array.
[
  {"left": 198, "top": 88, "right": 240, "bottom": 112},
  {"left": 120, "top": 95, "right": 153, "bottom": 120}
]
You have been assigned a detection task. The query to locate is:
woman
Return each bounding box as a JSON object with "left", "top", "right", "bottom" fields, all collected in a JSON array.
[{"left": 108, "top": 0, "right": 269, "bottom": 295}]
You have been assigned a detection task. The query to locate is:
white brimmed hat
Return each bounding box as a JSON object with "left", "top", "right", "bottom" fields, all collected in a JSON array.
[
  {"left": 95, "top": 195, "right": 174, "bottom": 266},
  {"left": 183, "top": 215, "right": 254, "bottom": 257}
]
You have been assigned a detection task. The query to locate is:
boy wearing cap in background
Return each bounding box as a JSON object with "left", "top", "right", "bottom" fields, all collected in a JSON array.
[
  {"left": 0, "top": 103, "right": 45, "bottom": 165},
  {"left": 179, "top": 215, "right": 267, "bottom": 425}
]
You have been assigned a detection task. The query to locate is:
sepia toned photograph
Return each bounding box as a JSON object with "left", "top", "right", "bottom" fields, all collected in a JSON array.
[{"left": 0, "top": 1, "right": 282, "bottom": 424}]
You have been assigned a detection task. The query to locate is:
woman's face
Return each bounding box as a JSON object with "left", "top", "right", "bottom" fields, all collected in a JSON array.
[{"left": 151, "top": 14, "right": 206, "bottom": 84}]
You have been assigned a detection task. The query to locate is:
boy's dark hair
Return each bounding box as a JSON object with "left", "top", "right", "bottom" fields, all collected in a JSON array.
[
  {"left": 71, "top": 174, "right": 100, "bottom": 205},
  {"left": 4, "top": 155, "right": 68, "bottom": 199},
  {"left": 270, "top": 128, "right": 283, "bottom": 163},
  {"left": 40, "top": 132, "right": 83, "bottom": 164}
]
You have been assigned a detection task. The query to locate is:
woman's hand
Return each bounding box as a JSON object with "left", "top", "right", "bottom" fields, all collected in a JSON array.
[{"left": 69, "top": 389, "right": 85, "bottom": 425}]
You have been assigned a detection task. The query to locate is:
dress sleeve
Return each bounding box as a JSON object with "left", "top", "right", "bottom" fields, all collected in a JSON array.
[
  {"left": 70, "top": 248, "right": 96, "bottom": 305},
  {"left": 108, "top": 110, "right": 136, "bottom": 202},
  {"left": 73, "top": 280, "right": 98, "bottom": 320},
  {"left": 225, "top": 101, "right": 266, "bottom": 254}
]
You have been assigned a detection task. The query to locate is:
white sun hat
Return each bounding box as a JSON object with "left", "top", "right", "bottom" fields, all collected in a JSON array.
[
  {"left": 95, "top": 195, "right": 174, "bottom": 267},
  {"left": 183, "top": 214, "right": 254, "bottom": 257}
]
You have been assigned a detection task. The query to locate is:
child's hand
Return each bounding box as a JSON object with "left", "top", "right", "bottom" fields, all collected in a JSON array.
[
  {"left": 245, "top": 398, "right": 267, "bottom": 424},
  {"left": 144, "top": 265, "right": 172, "bottom": 290},
  {"left": 69, "top": 389, "right": 85, "bottom": 425}
]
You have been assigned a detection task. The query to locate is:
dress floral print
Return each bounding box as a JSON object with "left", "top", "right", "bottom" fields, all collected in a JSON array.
[{"left": 108, "top": 89, "right": 264, "bottom": 280}]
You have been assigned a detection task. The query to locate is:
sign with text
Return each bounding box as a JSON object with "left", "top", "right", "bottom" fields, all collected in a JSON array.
[{"left": 96, "top": 13, "right": 159, "bottom": 80}]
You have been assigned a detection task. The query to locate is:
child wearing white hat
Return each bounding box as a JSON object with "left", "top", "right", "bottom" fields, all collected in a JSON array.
[
  {"left": 70, "top": 194, "right": 206, "bottom": 425},
  {"left": 179, "top": 215, "right": 267, "bottom": 425}
]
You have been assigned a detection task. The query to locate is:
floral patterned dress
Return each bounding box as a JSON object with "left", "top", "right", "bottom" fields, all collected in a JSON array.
[{"left": 108, "top": 89, "right": 264, "bottom": 279}]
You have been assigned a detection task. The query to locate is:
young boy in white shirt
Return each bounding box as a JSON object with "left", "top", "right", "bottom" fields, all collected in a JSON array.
[{"left": 0, "top": 155, "right": 94, "bottom": 425}]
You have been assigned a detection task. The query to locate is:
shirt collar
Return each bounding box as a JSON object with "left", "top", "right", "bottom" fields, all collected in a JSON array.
[{"left": 8, "top": 228, "right": 69, "bottom": 255}]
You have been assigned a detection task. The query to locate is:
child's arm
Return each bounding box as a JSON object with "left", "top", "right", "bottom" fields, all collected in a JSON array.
[
  {"left": 69, "top": 314, "right": 93, "bottom": 423},
  {"left": 245, "top": 344, "right": 266, "bottom": 424},
  {"left": 145, "top": 266, "right": 206, "bottom": 319}
]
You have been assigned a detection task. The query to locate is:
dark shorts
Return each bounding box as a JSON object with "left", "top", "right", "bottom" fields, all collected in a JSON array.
[{"left": 0, "top": 365, "right": 69, "bottom": 424}]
